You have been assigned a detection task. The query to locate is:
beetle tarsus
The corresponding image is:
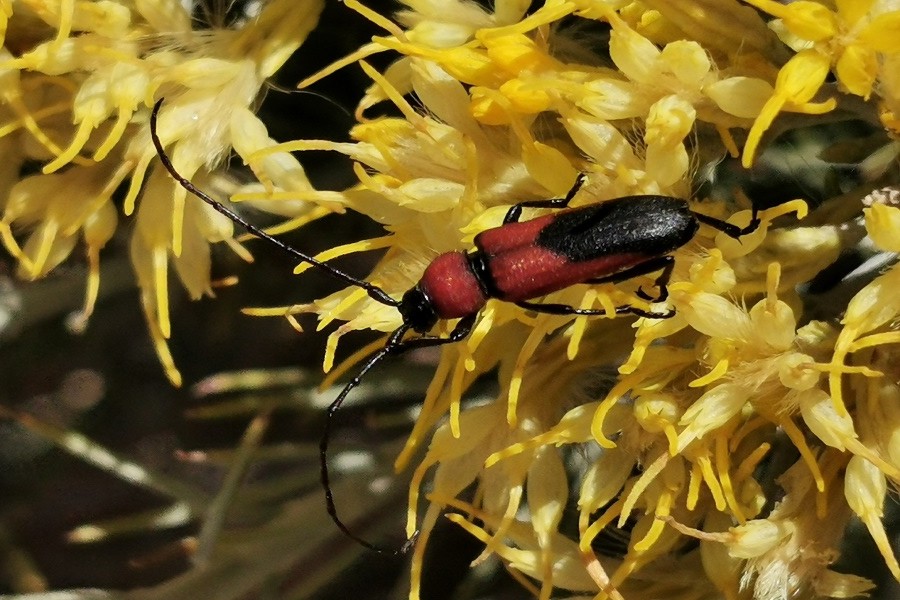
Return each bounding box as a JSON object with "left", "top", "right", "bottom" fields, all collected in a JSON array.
[{"left": 635, "top": 258, "right": 675, "bottom": 303}]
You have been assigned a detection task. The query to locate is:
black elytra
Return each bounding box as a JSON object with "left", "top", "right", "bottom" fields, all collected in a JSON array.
[{"left": 536, "top": 196, "right": 699, "bottom": 261}]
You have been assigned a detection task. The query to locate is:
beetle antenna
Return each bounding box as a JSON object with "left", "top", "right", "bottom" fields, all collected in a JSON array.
[
  {"left": 149, "top": 99, "right": 400, "bottom": 308},
  {"left": 320, "top": 323, "right": 418, "bottom": 554}
]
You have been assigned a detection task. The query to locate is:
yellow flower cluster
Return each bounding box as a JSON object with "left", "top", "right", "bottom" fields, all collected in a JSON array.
[
  {"left": 741, "top": 0, "right": 900, "bottom": 164},
  {"left": 0, "top": 0, "right": 325, "bottom": 385},
  {"left": 4, "top": 0, "right": 900, "bottom": 599},
  {"left": 268, "top": 1, "right": 897, "bottom": 598}
]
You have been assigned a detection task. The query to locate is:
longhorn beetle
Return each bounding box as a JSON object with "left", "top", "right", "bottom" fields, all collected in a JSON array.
[{"left": 149, "top": 99, "right": 760, "bottom": 554}]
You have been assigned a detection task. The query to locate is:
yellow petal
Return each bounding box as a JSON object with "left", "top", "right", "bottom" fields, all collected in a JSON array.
[
  {"left": 705, "top": 77, "right": 773, "bottom": 119},
  {"left": 783, "top": 1, "right": 838, "bottom": 41},
  {"left": 608, "top": 25, "right": 660, "bottom": 84},
  {"left": 835, "top": 45, "right": 877, "bottom": 98},
  {"left": 844, "top": 263, "right": 900, "bottom": 336},
  {"left": 645, "top": 94, "right": 696, "bottom": 147},
  {"left": 578, "top": 79, "right": 644, "bottom": 120},
  {"left": 864, "top": 204, "right": 900, "bottom": 252},
  {"left": 528, "top": 447, "right": 568, "bottom": 536},
  {"left": 469, "top": 87, "right": 509, "bottom": 124},
  {"left": 659, "top": 40, "right": 710, "bottom": 88},
  {"left": 742, "top": 50, "right": 831, "bottom": 167},
  {"left": 776, "top": 48, "right": 832, "bottom": 103},
  {"left": 835, "top": 0, "right": 875, "bottom": 27},
  {"left": 522, "top": 142, "right": 578, "bottom": 196},
  {"left": 483, "top": 33, "right": 557, "bottom": 75},
  {"left": 860, "top": 11, "right": 900, "bottom": 53},
  {"left": 498, "top": 78, "right": 552, "bottom": 114},
  {"left": 727, "top": 519, "right": 792, "bottom": 558},
  {"left": 844, "top": 455, "right": 900, "bottom": 579},
  {"left": 561, "top": 113, "right": 638, "bottom": 170}
]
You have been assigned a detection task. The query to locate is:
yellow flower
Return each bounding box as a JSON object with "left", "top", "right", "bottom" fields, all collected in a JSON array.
[
  {"left": 256, "top": 3, "right": 900, "bottom": 598},
  {"left": 741, "top": 49, "right": 836, "bottom": 167},
  {"left": 864, "top": 195, "right": 900, "bottom": 252},
  {"left": 6, "top": 2, "right": 900, "bottom": 599},
  {"left": 747, "top": 0, "right": 900, "bottom": 96},
  {"left": 741, "top": 0, "right": 900, "bottom": 165},
  {"left": 736, "top": 460, "right": 878, "bottom": 599},
  {"left": 0, "top": 0, "right": 325, "bottom": 385}
]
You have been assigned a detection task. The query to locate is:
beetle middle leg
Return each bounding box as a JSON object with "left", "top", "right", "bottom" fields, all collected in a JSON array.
[
  {"left": 513, "top": 255, "right": 678, "bottom": 319},
  {"left": 585, "top": 256, "right": 675, "bottom": 303},
  {"left": 503, "top": 173, "right": 588, "bottom": 224}
]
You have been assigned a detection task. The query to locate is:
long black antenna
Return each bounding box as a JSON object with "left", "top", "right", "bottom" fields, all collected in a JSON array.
[
  {"left": 319, "top": 313, "right": 474, "bottom": 554},
  {"left": 318, "top": 314, "right": 474, "bottom": 553},
  {"left": 320, "top": 323, "right": 418, "bottom": 554},
  {"left": 151, "top": 98, "right": 416, "bottom": 554},
  {"left": 149, "top": 98, "right": 400, "bottom": 308}
]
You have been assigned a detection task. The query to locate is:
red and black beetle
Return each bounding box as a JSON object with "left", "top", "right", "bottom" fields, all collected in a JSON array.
[{"left": 150, "top": 99, "right": 759, "bottom": 553}]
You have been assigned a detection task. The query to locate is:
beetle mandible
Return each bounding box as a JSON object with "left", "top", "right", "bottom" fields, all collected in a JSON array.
[{"left": 149, "top": 99, "right": 760, "bottom": 554}]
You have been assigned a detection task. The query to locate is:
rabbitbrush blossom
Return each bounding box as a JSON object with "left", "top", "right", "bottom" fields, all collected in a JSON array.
[
  {"left": 3, "top": 1, "right": 900, "bottom": 599},
  {"left": 0, "top": 0, "right": 326, "bottom": 385}
]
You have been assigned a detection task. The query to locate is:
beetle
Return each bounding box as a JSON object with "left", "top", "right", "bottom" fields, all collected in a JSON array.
[{"left": 149, "top": 99, "right": 759, "bottom": 553}]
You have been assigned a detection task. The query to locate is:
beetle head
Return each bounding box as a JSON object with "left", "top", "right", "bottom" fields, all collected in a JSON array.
[{"left": 399, "top": 286, "right": 439, "bottom": 333}]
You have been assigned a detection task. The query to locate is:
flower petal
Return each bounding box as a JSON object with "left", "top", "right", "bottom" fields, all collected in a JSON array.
[{"left": 835, "top": 45, "right": 877, "bottom": 98}]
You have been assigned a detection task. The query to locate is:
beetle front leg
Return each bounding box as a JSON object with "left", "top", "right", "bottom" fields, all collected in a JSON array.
[
  {"left": 503, "top": 173, "right": 587, "bottom": 224},
  {"left": 320, "top": 313, "right": 476, "bottom": 555},
  {"left": 384, "top": 313, "right": 477, "bottom": 354}
]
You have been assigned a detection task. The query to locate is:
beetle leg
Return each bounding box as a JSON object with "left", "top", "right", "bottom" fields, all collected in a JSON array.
[
  {"left": 693, "top": 207, "right": 761, "bottom": 239},
  {"left": 385, "top": 313, "right": 477, "bottom": 353},
  {"left": 584, "top": 256, "right": 674, "bottom": 289},
  {"left": 512, "top": 256, "right": 678, "bottom": 319},
  {"left": 582, "top": 256, "right": 674, "bottom": 303},
  {"left": 503, "top": 173, "right": 587, "bottom": 224},
  {"left": 515, "top": 300, "right": 674, "bottom": 319},
  {"left": 625, "top": 305, "right": 675, "bottom": 319},
  {"left": 633, "top": 256, "right": 675, "bottom": 303}
]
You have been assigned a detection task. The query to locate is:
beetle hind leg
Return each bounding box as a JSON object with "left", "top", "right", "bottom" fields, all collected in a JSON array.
[
  {"left": 515, "top": 300, "right": 674, "bottom": 320},
  {"left": 513, "top": 256, "right": 678, "bottom": 319},
  {"left": 583, "top": 256, "right": 675, "bottom": 304},
  {"left": 694, "top": 206, "right": 761, "bottom": 239}
]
